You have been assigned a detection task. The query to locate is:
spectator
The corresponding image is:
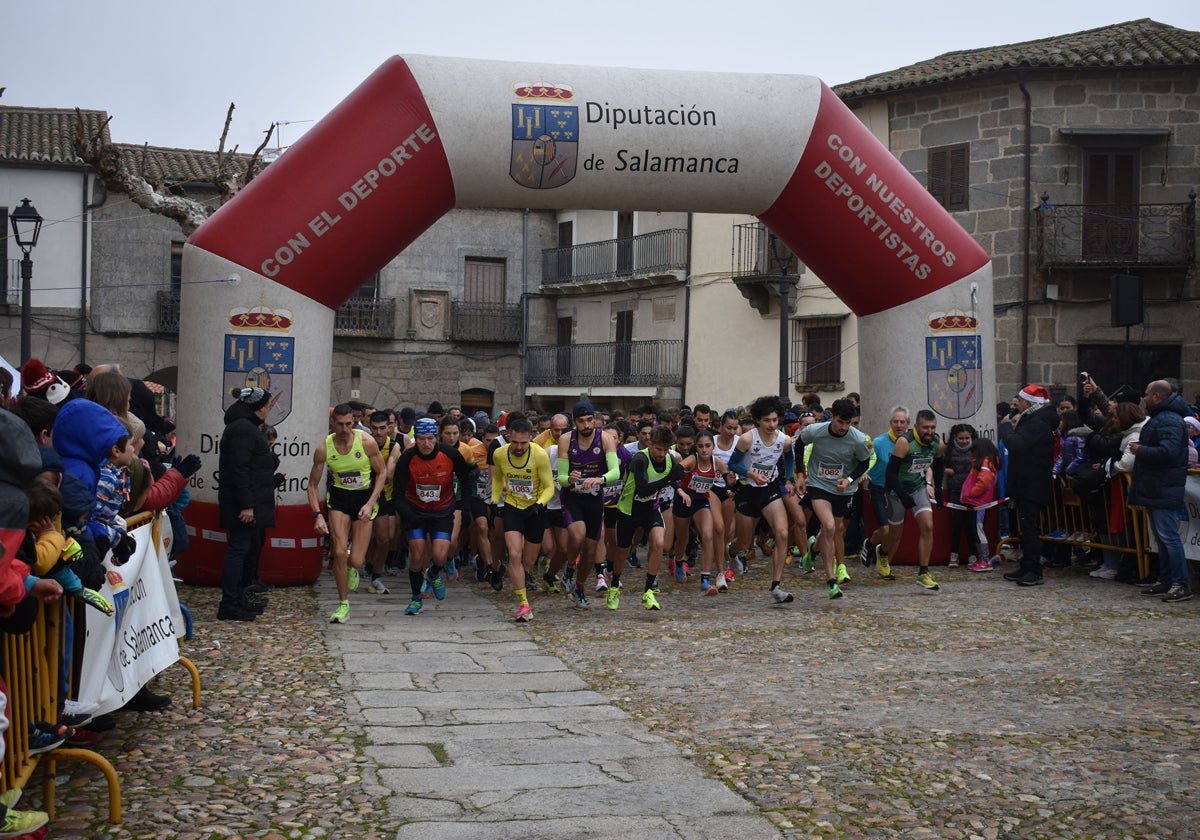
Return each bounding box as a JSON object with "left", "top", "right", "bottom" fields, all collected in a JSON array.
[
  {"left": 1130, "top": 380, "right": 1192, "bottom": 602},
  {"left": 1002, "top": 385, "right": 1058, "bottom": 587},
  {"left": 1087, "top": 401, "right": 1146, "bottom": 579},
  {"left": 1184, "top": 416, "right": 1200, "bottom": 466}
]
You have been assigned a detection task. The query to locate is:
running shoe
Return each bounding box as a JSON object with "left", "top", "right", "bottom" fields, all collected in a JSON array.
[
  {"left": 723, "top": 566, "right": 736, "bottom": 584},
  {"left": 875, "top": 545, "right": 896, "bottom": 580},
  {"left": 916, "top": 572, "right": 940, "bottom": 592},
  {"left": 27, "top": 728, "right": 67, "bottom": 756},
  {"left": 0, "top": 806, "right": 49, "bottom": 835},
  {"left": 642, "top": 590, "right": 661, "bottom": 611},
  {"left": 446, "top": 557, "right": 459, "bottom": 581},
  {"left": 490, "top": 568, "right": 504, "bottom": 592},
  {"left": 571, "top": 588, "right": 590, "bottom": 609},
  {"left": 475, "top": 561, "right": 489, "bottom": 582},
  {"left": 347, "top": 566, "right": 360, "bottom": 592},
  {"left": 772, "top": 587, "right": 795, "bottom": 604},
  {"left": 77, "top": 587, "right": 115, "bottom": 616},
  {"left": 733, "top": 551, "right": 748, "bottom": 575},
  {"left": 715, "top": 572, "right": 729, "bottom": 592},
  {"left": 836, "top": 563, "right": 851, "bottom": 585},
  {"left": 675, "top": 560, "right": 687, "bottom": 583},
  {"left": 667, "top": 556, "right": 676, "bottom": 576},
  {"left": 421, "top": 580, "right": 434, "bottom": 599},
  {"left": 859, "top": 538, "right": 873, "bottom": 567},
  {"left": 968, "top": 559, "right": 993, "bottom": 573},
  {"left": 947, "top": 554, "right": 960, "bottom": 568},
  {"left": 525, "top": 571, "right": 538, "bottom": 590},
  {"left": 404, "top": 598, "right": 422, "bottom": 615},
  {"left": 787, "top": 544, "right": 802, "bottom": 565},
  {"left": 329, "top": 600, "right": 351, "bottom": 624},
  {"left": 701, "top": 578, "right": 717, "bottom": 596},
  {"left": 606, "top": 586, "right": 620, "bottom": 610},
  {"left": 828, "top": 582, "right": 844, "bottom": 599},
  {"left": 368, "top": 577, "right": 389, "bottom": 594},
  {"left": 800, "top": 537, "right": 817, "bottom": 573},
  {"left": 514, "top": 603, "right": 533, "bottom": 622},
  {"left": 595, "top": 572, "right": 609, "bottom": 592},
  {"left": 429, "top": 573, "right": 447, "bottom": 601},
  {"left": 539, "top": 575, "right": 562, "bottom": 594}
]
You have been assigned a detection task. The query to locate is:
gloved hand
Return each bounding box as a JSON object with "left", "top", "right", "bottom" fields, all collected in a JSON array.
[
  {"left": 111, "top": 534, "right": 137, "bottom": 566},
  {"left": 174, "top": 454, "right": 202, "bottom": 478},
  {"left": 274, "top": 472, "right": 286, "bottom": 489}
]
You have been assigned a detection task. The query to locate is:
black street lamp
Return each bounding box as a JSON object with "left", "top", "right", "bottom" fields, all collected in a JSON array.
[
  {"left": 9, "top": 198, "right": 43, "bottom": 363},
  {"left": 768, "top": 231, "right": 794, "bottom": 400}
]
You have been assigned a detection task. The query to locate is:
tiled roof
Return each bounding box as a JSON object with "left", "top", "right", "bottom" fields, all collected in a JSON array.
[
  {"left": 114, "top": 143, "right": 256, "bottom": 185},
  {"left": 0, "top": 105, "right": 110, "bottom": 166},
  {"left": 835, "top": 18, "right": 1200, "bottom": 99}
]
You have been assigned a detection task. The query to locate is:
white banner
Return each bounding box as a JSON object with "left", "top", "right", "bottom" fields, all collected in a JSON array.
[
  {"left": 76, "top": 514, "right": 185, "bottom": 715},
  {"left": 1183, "top": 473, "right": 1200, "bottom": 562}
]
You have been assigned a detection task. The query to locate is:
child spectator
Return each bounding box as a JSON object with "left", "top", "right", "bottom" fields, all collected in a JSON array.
[
  {"left": 961, "top": 437, "right": 1002, "bottom": 572},
  {"left": 1185, "top": 416, "right": 1200, "bottom": 467},
  {"left": 93, "top": 421, "right": 138, "bottom": 565},
  {"left": 942, "top": 423, "right": 977, "bottom": 567},
  {"left": 1054, "top": 409, "right": 1089, "bottom": 479},
  {"left": 24, "top": 476, "right": 114, "bottom": 615}
]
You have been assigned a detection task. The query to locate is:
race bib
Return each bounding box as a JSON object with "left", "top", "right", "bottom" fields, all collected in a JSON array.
[
  {"left": 506, "top": 475, "right": 533, "bottom": 499},
  {"left": 415, "top": 483, "right": 441, "bottom": 503},
  {"left": 909, "top": 457, "right": 933, "bottom": 475},
  {"left": 475, "top": 468, "right": 491, "bottom": 498},
  {"left": 337, "top": 471, "right": 364, "bottom": 489},
  {"left": 817, "top": 462, "right": 844, "bottom": 481},
  {"left": 602, "top": 480, "right": 623, "bottom": 504},
  {"left": 689, "top": 474, "right": 714, "bottom": 494}
]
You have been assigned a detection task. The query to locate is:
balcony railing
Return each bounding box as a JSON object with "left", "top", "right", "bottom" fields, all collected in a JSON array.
[
  {"left": 1036, "top": 193, "right": 1196, "bottom": 268},
  {"left": 542, "top": 228, "right": 688, "bottom": 285},
  {"left": 526, "top": 340, "right": 683, "bottom": 387},
  {"left": 450, "top": 301, "right": 522, "bottom": 343},
  {"left": 156, "top": 289, "right": 181, "bottom": 333},
  {"left": 334, "top": 297, "right": 394, "bottom": 338},
  {"left": 731, "top": 222, "right": 801, "bottom": 281}
]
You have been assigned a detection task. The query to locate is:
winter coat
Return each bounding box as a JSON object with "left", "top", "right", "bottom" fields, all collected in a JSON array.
[
  {"left": 0, "top": 411, "right": 39, "bottom": 609},
  {"left": 1107, "top": 420, "right": 1144, "bottom": 478},
  {"left": 943, "top": 441, "right": 973, "bottom": 499},
  {"left": 52, "top": 399, "right": 129, "bottom": 543},
  {"left": 1004, "top": 402, "right": 1058, "bottom": 505},
  {"left": 217, "top": 400, "right": 276, "bottom": 528},
  {"left": 1054, "top": 427, "right": 1090, "bottom": 477},
  {"left": 1129, "top": 393, "right": 1189, "bottom": 509}
]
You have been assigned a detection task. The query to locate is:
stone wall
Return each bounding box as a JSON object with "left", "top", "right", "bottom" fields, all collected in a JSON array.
[{"left": 879, "top": 69, "right": 1199, "bottom": 403}]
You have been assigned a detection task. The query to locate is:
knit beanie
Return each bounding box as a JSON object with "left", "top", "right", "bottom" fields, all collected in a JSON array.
[{"left": 20, "top": 358, "right": 70, "bottom": 405}]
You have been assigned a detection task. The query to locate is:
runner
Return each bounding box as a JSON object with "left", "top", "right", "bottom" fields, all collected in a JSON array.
[
  {"left": 859, "top": 405, "right": 910, "bottom": 580},
  {"left": 883, "top": 409, "right": 946, "bottom": 592},
  {"left": 671, "top": 428, "right": 731, "bottom": 595},
  {"left": 490, "top": 417, "right": 555, "bottom": 622},
  {"left": 796, "top": 398, "right": 873, "bottom": 599},
  {"left": 611, "top": 424, "right": 685, "bottom": 610},
  {"left": 727, "top": 394, "right": 800, "bottom": 605},
  {"left": 365, "top": 410, "right": 404, "bottom": 593},
  {"left": 308, "top": 403, "right": 387, "bottom": 624},
  {"left": 393, "top": 416, "right": 476, "bottom": 615},
  {"left": 557, "top": 400, "right": 621, "bottom": 608}
]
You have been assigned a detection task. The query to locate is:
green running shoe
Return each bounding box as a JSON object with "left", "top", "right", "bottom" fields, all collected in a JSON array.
[
  {"left": 404, "top": 598, "right": 422, "bottom": 615},
  {"left": 916, "top": 572, "right": 940, "bottom": 592},
  {"left": 828, "top": 582, "right": 844, "bottom": 599},
  {"left": 347, "top": 566, "right": 360, "bottom": 592},
  {"left": 642, "top": 590, "right": 660, "bottom": 611},
  {"left": 836, "top": 563, "right": 851, "bottom": 585},
  {"left": 606, "top": 586, "right": 620, "bottom": 610},
  {"left": 329, "top": 600, "right": 350, "bottom": 623}
]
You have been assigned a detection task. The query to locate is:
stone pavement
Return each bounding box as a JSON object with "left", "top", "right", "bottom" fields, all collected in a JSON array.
[{"left": 323, "top": 577, "right": 782, "bottom": 839}]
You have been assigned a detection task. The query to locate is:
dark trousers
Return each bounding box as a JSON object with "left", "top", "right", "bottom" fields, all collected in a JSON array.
[
  {"left": 222, "top": 524, "right": 262, "bottom": 605},
  {"left": 1014, "top": 497, "right": 1044, "bottom": 575}
]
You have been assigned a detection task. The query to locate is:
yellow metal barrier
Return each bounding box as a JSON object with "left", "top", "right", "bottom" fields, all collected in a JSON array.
[
  {"left": 0, "top": 511, "right": 204, "bottom": 825},
  {"left": 1035, "top": 473, "right": 1152, "bottom": 579}
]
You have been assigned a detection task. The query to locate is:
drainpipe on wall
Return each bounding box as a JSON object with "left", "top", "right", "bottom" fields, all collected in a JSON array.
[
  {"left": 519, "top": 208, "right": 529, "bottom": 411},
  {"left": 1018, "top": 78, "right": 1032, "bottom": 388},
  {"left": 679, "top": 213, "right": 693, "bottom": 406},
  {"left": 79, "top": 174, "right": 107, "bottom": 365}
]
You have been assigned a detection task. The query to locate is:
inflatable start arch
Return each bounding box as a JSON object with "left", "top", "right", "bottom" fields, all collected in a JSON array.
[{"left": 177, "top": 56, "right": 992, "bottom": 584}]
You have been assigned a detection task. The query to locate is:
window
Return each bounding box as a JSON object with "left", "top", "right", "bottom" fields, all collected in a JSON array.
[
  {"left": 464, "top": 257, "right": 506, "bottom": 304},
  {"left": 792, "top": 317, "right": 844, "bottom": 386},
  {"left": 1077, "top": 343, "right": 1179, "bottom": 398},
  {"left": 1082, "top": 149, "right": 1139, "bottom": 261},
  {"left": 927, "top": 143, "right": 969, "bottom": 212}
]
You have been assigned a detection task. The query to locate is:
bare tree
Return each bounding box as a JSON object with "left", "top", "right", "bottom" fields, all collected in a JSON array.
[{"left": 73, "top": 104, "right": 276, "bottom": 236}]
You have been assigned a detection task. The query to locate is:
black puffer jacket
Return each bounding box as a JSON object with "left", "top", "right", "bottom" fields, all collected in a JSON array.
[
  {"left": 1004, "top": 402, "right": 1058, "bottom": 506},
  {"left": 1129, "top": 392, "right": 1189, "bottom": 509},
  {"left": 217, "top": 401, "right": 276, "bottom": 528}
]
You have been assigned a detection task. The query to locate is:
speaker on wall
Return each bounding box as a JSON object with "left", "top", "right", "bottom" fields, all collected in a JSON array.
[{"left": 1111, "top": 274, "right": 1143, "bottom": 328}]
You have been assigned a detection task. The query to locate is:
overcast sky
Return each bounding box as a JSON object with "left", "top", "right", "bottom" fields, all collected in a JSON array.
[{"left": 4, "top": 1, "right": 1197, "bottom": 153}]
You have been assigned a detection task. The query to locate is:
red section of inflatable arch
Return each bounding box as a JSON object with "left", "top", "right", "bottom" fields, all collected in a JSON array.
[
  {"left": 759, "top": 84, "right": 989, "bottom": 317},
  {"left": 189, "top": 56, "right": 455, "bottom": 309}
]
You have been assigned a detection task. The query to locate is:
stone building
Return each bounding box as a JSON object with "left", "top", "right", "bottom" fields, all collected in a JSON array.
[{"left": 834, "top": 18, "right": 1199, "bottom": 406}]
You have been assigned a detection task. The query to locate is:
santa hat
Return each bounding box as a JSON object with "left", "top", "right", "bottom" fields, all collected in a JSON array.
[
  {"left": 1018, "top": 384, "right": 1049, "bottom": 404},
  {"left": 20, "top": 358, "right": 70, "bottom": 405}
]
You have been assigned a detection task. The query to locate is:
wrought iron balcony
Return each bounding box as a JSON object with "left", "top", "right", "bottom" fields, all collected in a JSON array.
[
  {"left": 450, "top": 301, "right": 522, "bottom": 343},
  {"left": 526, "top": 339, "right": 683, "bottom": 388},
  {"left": 334, "top": 297, "right": 394, "bottom": 338},
  {"left": 541, "top": 228, "right": 688, "bottom": 289},
  {"left": 156, "top": 289, "right": 181, "bottom": 333},
  {"left": 1036, "top": 193, "right": 1196, "bottom": 268},
  {"left": 730, "top": 222, "right": 802, "bottom": 315}
]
